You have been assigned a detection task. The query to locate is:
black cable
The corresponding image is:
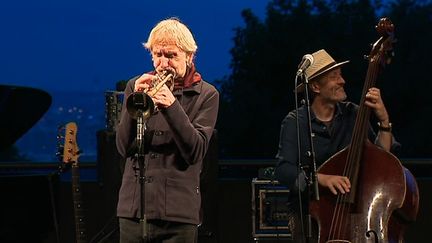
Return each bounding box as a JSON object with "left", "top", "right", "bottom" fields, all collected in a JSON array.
[{"left": 89, "top": 213, "right": 119, "bottom": 243}]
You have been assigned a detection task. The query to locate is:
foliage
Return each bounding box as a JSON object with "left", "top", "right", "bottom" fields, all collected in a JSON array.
[{"left": 217, "top": 0, "right": 432, "bottom": 158}]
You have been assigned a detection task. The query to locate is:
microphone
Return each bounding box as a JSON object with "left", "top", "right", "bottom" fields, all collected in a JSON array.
[{"left": 296, "top": 54, "right": 314, "bottom": 76}]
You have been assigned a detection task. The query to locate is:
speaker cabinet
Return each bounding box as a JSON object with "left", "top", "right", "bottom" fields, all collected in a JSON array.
[
  {"left": 199, "top": 130, "right": 219, "bottom": 243},
  {"left": 93, "top": 130, "right": 125, "bottom": 242},
  {"left": 251, "top": 179, "right": 292, "bottom": 240}
]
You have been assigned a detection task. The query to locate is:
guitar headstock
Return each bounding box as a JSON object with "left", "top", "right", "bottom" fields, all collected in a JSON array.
[
  {"left": 57, "top": 122, "right": 80, "bottom": 166},
  {"left": 368, "top": 17, "right": 396, "bottom": 67}
]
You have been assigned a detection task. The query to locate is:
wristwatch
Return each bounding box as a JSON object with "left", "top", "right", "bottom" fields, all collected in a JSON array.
[{"left": 377, "top": 122, "right": 392, "bottom": 132}]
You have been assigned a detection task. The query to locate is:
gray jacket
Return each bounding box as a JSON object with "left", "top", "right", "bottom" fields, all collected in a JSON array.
[{"left": 116, "top": 75, "right": 219, "bottom": 225}]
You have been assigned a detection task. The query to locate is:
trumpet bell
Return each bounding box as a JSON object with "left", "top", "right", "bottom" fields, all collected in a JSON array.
[
  {"left": 126, "top": 92, "right": 155, "bottom": 119},
  {"left": 126, "top": 69, "right": 174, "bottom": 120}
]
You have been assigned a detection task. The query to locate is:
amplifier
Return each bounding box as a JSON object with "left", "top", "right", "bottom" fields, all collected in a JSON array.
[
  {"left": 105, "top": 90, "right": 123, "bottom": 132},
  {"left": 251, "top": 178, "right": 294, "bottom": 240}
]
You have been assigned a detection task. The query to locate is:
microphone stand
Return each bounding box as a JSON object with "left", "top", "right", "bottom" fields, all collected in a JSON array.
[
  {"left": 296, "top": 72, "right": 319, "bottom": 243},
  {"left": 135, "top": 110, "right": 148, "bottom": 242}
]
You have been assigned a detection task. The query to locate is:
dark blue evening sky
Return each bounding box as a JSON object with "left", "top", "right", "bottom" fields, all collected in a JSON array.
[
  {"left": 1, "top": 0, "right": 268, "bottom": 92},
  {"left": 0, "top": 1, "right": 269, "bottom": 161}
]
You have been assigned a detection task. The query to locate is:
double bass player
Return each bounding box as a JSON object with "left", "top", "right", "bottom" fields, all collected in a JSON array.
[{"left": 275, "top": 49, "right": 399, "bottom": 241}]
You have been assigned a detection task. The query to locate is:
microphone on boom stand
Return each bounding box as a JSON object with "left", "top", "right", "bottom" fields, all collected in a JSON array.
[
  {"left": 294, "top": 53, "right": 318, "bottom": 243},
  {"left": 296, "top": 54, "right": 314, "bottom": 76},
  {"left": 126, "top": 86, "right": 153, "bottom": 242}
]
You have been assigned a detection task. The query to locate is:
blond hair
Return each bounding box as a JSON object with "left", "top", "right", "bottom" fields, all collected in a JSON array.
[{"left": 143, "top": 17, "right": 197, "bottom": 54}]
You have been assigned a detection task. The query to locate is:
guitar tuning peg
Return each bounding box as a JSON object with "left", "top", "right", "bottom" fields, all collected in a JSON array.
[
  {"left": 364, "top": 55, "right": 369, "bottom": 60},
  {"left": 57, "top": 163, "right": 64, "bottom": 173},
  {"left": 55, "top": 150, "right": 62, "bottom": 158}
]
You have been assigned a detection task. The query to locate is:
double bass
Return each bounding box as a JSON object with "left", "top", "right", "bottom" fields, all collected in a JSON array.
[{"left": 309, "top": 18, "right": 419, "bottom": 243}]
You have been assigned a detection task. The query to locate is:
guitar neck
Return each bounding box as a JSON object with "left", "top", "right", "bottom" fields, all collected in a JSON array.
[{"left": 71, "top": 164, "right": 87, "bottom": 243}]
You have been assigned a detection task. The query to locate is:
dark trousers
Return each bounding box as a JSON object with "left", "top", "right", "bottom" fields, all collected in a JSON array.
[{"left": 119, "top": 217, "right": 198, "bottom": 243}]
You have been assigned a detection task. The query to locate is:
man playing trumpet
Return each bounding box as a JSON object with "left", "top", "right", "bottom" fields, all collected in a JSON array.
[{"left": 116, "top": 17, "right": 219, "bottom": 243}]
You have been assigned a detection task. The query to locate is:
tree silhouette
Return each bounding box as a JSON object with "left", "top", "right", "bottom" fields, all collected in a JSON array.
[
  {"left": 217, "top": 0, "right": 432, "bottom": 158},
  {"left": 382, "top": 0, "right": 432, "bottom": 156}
]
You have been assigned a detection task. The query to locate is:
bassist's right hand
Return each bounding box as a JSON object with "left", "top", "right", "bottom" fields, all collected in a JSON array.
[{"left": 318, "top": 173, "right": 351, "bottom": 195}]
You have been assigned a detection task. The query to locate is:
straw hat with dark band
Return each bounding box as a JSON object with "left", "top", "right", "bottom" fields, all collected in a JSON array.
[{"left": 296, "top": 49, "right": 350, "bottom": 92}]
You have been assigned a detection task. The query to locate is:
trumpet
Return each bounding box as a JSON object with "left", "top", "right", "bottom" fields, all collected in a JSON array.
[{"left": 126, "top": 70, "right": 175, "bottom": 119}]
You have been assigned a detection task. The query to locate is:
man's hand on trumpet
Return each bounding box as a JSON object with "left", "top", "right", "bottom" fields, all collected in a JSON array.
[
  {"left": 133, "top": 73, "right": 175, "bottom": 109},
  {"left": 151, "top": 84, "right": 176, "bottom": 109},
  {"left": 134, "top": 73, "right": 153, "bottom": 92}
]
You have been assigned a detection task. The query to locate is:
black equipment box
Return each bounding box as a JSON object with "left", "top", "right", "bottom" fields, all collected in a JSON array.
[{"left": 251, "top": 178, "right": 293, "bottom": 240}]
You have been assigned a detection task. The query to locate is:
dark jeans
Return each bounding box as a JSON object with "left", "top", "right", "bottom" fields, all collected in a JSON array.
[{"left": 119, "top": 217, "right": 198, "bottom": 243}]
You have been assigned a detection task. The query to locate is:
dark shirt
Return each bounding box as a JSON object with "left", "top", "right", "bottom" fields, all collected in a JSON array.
[{"left": 274, "top": 101, "right": 388, "bottom": 190}]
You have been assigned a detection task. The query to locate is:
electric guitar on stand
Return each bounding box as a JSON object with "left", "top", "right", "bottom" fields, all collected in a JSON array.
[{"left": 57, "top": 122, "right": 88, "bottom": 243}]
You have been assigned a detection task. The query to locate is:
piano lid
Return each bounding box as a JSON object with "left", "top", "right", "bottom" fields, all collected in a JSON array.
[{"left": 0, "top": 85, "right": 52, "bottom": 148}]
